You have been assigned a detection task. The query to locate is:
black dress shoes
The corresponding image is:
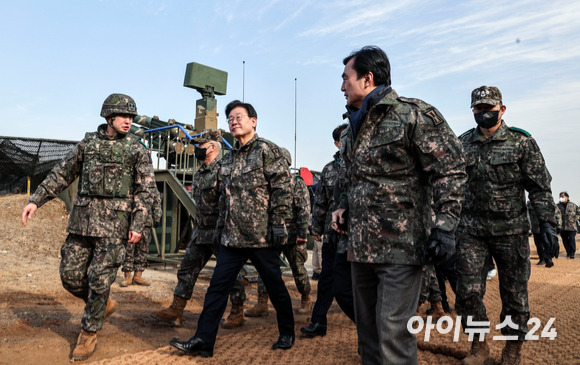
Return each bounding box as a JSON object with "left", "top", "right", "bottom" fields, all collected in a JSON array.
[
  {"left": 272, "top": 335, "right": 295, "bottom": 350},
  {"left": 300, "top": 322, "right": 327, "bottom": 337},
  {"left": 170, "top": 336, "right": 214, "bottom": 357}
]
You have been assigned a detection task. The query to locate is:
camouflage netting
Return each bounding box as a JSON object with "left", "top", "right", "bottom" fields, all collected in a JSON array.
[{"left": 0, "top": 136, "right": 78, "bottom": 194}]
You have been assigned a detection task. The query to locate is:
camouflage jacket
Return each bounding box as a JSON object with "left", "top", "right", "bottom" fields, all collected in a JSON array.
[
  {"left": 191, "top": 158, "right": 221, "bottom": 245},
  {"left": 311, "top": 152, "right": 342, "bottom": 236},
  {"left": 285, "top": 175, "right": 310, "bottom": 240},
  {"left": 459, "top": 121, "right": 556, "bottom": 236},
  {"left": 557, "top": 200, "right": 580, "bottom": 232},
  {"left": 528, "top": 201, "right": 561, "bottom": 234},
  {"left": 217, "top": 134, "right": 291, "bottom": 248},
  {"left": 339, "top": 89, "right": 467, "bottom": 265},
  {"left": 145, "top": 153, "right": 162, "bottom": 228},
  {"left": 29, "top": 124, "right": 155, "bottom": 238}
]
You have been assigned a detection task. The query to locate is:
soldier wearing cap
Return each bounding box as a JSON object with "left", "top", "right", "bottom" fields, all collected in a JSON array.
[
  {"left": 21, "top": 93, "right": 158, "bottom": 361},
  {"left": 170, "top": 100, "right": 294, "bottom": 357},
  {"left": 456, "top": 86, "right": 558, "bottom": 365},
  {"left": 150, "top": 129, "right": 246, "bottom": 328}
]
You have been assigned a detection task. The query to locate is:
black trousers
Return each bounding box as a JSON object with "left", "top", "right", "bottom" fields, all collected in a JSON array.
[
  {"left": 561, "top": 230, "right": 577, "bottom": 258},
  {"left": 195, "top": 245, "right": 294, "bottom": 344},
  {"left": 310, "top": 233, "right": 355, "bottom": 326}
]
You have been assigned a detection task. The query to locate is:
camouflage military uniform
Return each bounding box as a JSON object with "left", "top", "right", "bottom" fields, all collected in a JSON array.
[
  {"left": 29, "top": 124, "right": 155, "bottom": 333},
  {"left": 256, "top": 174, "right": 311, "bottom": 296},
  {"left": 557, "top": 199, "right": 580, "bottom": 258},
  {"left": 456, "top": 121, "right": 557, "bottom": 340},
  {"left": 174, "top": 158, "right": 245, "bottom": 304},
  {"left": 193, "top": 133, "right": 294, "bottom": 345},
  {"left": 339, "top": 87, "right": 466, "bottom": 364}
]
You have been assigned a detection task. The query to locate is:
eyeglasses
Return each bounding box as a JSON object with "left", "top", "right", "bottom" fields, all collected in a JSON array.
[{"left": 227, "top": 114, "right": 248, "bottom": 124}]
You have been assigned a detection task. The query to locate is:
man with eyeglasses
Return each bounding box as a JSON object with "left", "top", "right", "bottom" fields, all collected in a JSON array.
[
  {"left": 170, "top": 100, "right": 295, "bottom": 357},
  {"left": 455, "top": 86, "right": 558, "bottom": 365}
]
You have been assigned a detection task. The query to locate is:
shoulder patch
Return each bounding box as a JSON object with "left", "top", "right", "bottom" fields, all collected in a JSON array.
[
  {"left": 509, "top": 126, "right": 531, "bottom": 137},
  {"left": 459, "top": 128, "right": 475, "bottom": 138},
  {"left": 423, "top": 107, "right": 445, "bottom": 126}
]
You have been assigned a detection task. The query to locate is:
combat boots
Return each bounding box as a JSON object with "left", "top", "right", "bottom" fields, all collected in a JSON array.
[
  {"left": 296, "top": 292, "right": 311, "bottom": 314},
  {"left": 501, "top": 340, "right": 524, "bottom": 365},
  {"left": 245, "top": 293, "right": 269, "bottom": 317},
  {"left": 149, "top": 295, "right": 187, "bottom": 326},
  {"left": 132, "top": 271, "right": 151, "bottom": 286},
  {"left": 461, "top": 339, "right": 493, "bottom": 365},
  {"left": 120, "top": 272, "right": 133, "bottom": 287},
  {"left": 222, "top": 303, "right": 245, "bottom": 329},
  {"left": 71, "top": 329, "right": 97, "bottom": 361},
  {"left": 429, "top": 301, "right": 445, "bottom": 321}
]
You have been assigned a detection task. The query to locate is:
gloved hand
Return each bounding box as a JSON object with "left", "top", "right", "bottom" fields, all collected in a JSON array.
[
  {"left": 556, "top": 227, "right": 561, "bottom": 235},
  {"left": 425, "top": 228, "right": 456, "bottom": 266},
  {"left": 267, "top": 224, "right": 287, "bottom": 248},
  {"left": 539, "top": 221, "right": 559, "bottom": 258}
]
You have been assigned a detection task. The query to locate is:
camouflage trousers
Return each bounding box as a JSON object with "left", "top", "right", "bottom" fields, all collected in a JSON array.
[
  {"left": 175, "top": 237, "right": 246, "bottom": 305},
  {"left": 419, "top": 264, "right": 442, "bottom": 304},
  {"left": 122, "top": 228, "right": 151, "bottom": 272},
  {"left": 257, "top": 236, "right": 311, "bottom": 296},
  {"left": 455, "top": 232, "right": 530, "bottom": 339},
  {"left": 59, "top": 234, "right": 125, "bottom": 333}
]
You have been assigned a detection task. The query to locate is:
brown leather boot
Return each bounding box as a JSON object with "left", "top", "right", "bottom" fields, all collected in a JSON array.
[
  {"left": 71, "top": 329, "right": 97, "bottom": 361},
  {"left": 104, "top": 297, "right": 116, "bottom": 320},
  {"left": 296, "top": 292, "right": 311, "bottom": 314},
  {"left": 132, "top": 271, "right": 151, "bottom": 286},
  {"left": 429, "top": 301, "right": 445, "bottom": 321},
  {"left": 501, "top": 340, "right": 524, "bottom": 365},
  {"left": 149, "top": 295, "right": 187, "bottom": 326},
  {"left": 245, "top": 293, "right": 269, "bottom": 317},
  {"left": 120, "top": 272, "right": 133, "bottom": 287},
  {"left": 462, "top": 339, "right": 493, "bottom": 365},
  {"left": 222, "top": 303, "right": 245, "bottom": 329}
]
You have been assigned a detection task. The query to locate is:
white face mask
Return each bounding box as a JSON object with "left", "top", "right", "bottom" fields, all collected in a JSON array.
[{"left": 559, "top": 197, "right": 566, "bottom": 203}]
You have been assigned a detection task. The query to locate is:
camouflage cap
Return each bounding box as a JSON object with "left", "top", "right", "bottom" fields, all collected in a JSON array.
[
  {"left": 194, "top": 129, "right": 223, "bottom": 144},
  {"left": 470, "top": 86, "right": 502, "bottom": 108}
]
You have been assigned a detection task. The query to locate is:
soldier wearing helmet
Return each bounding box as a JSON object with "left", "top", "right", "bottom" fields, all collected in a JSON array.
[{"left": 21, "top": 93, "right": 159, "bottom": 361}]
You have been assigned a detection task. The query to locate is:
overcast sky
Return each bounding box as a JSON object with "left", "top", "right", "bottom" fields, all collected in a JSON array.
[{"left": 2, "top": 0, "right": 579, "bottom": 202}]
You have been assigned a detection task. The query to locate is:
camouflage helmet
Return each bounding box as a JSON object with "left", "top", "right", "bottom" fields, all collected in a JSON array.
[
  {"left": 100, "top": 93, "right": 138, "bottom": 118},
  {"left": 280, "top": 147, "right": 292, "bottom": 166}
]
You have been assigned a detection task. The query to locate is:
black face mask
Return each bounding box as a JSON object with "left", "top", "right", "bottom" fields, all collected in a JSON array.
[
  {"left": 474, "top": 110, "right": 500, "bottom": 129},
  {"left": 194, "top": 147, "right": 208, "bottom": 160}
]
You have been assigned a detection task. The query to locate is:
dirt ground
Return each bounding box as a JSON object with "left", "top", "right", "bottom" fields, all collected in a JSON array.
[{"left": 1, "top": 194, "right": 579, "bottom": 365}]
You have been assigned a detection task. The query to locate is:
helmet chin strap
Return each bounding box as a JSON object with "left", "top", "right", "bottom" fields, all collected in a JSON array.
[{"left": 107, "top": 116, "right": 128, "bottom": 135}]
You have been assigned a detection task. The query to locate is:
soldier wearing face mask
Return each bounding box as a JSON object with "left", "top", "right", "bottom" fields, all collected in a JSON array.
[
  {"left": 455, "top": 86, "right": 558, "bottom": 365},
  {"left": 557, "top": 192, "right": 580, "bottom": 259}
]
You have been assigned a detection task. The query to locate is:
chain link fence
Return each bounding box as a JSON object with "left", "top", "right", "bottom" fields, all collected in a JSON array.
[{"left": 0, "top": 136, "right": 78, "bottom": 194}]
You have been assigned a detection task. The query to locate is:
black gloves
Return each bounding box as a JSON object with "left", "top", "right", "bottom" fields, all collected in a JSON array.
[
  {"left": 425, "top": 228, "right": 456, "bottom": 266},
  {"left": 539, "top": 221, "right": 559, "bottom": 258},
  {"left": 267, "top": 224, "right": 287, "bottom": 248}
]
